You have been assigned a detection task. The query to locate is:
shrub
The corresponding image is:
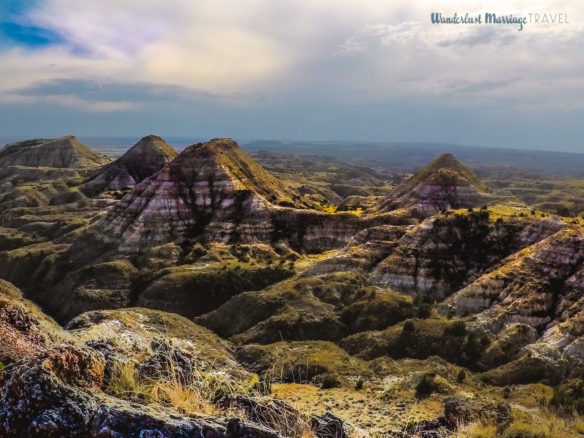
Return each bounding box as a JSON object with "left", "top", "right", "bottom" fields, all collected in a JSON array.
[
  {"left": 550, "top": 379, "right": 584, "bottom": 415},
  {"left": 503, "top": 386, "right": 511, "bottom": 399},
  {"left": 403, "top": 320, "right": 416, "bottom": 333},
  {"left": 417, "top": 303, "right": 433, "bottom": 319},
  {"left": 318, "top": 373, "right": 341, "bottom": 389},
  {"left": 457, "top": 369, "right": 466, "bottom": 383},
  {"left": 416, "top": 373, "right": 439, "bottom": 398},
  {"left": 445, "top": 320, "right": 467, "bottom": 337}
]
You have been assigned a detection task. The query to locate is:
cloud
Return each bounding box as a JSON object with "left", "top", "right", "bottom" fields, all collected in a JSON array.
[
  {"left": 437, "top": 27, "right": 518, "bottom": 47},
  {"left": 328, "top": 7, "right": 584, "bottom": 109},
  {"left": 4, "top": 0, "right": 581, "bottom": 108},
  {"left": 0, "top": 0, "right": 583, "bottom": 149},
  {"left": 2, "top": 78, "right": 263, "bottom": 112}
]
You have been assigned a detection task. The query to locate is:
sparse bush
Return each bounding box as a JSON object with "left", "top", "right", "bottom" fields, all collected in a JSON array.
[
  {"left": 463, "top": 330, "right": 490, "bottom": 362},
  {"left": 503, "top": 386, "right": 511, "bottom": 399},
  {"left": 403, "top": 319, "right": 416, "bottom": 333},
  {"left": 550, "top": 379, "right": 584, "bottom": 415},
  {"left": 107, "top": 360, "right": 150, "bottom": 401},
  {"left": 105, "top": 347, "right": 270, "bottom": 418},
  {"left": 457, "top": 369, "right": 466, "bottom": 383},
  {"left": 355, "top": 377, "right": 364, "bottom": 390},
  {"left": 318, "top": 373, "right": 341, "bottom": 389},
  {"left": 417, "top": 303, "right": 433, "bottom": 319},
  {"left": 445, "top": 320, "right": 467, "bottom": 337},
  {"left": 502, "top": 421, "right": 550, "bottom": 438},
  {"left": 415, "top": 372, "right": 439, "bottom": 398}
]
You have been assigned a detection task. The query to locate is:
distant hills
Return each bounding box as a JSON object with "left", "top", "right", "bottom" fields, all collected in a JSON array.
[
  {"left": 243, "top": 140, "right": 584, "bottom": 176},
  {"left": 3, "top": 136, "right": 582, "bottom": 175}
]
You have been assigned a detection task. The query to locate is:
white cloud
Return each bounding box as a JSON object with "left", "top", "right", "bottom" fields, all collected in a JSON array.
[{"left": 0, "top": 0, "right": 582, "bottom": 112}]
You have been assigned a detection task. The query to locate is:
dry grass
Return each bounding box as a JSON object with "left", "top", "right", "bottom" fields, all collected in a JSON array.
[
  {"left": 106, "top": 352, "right": 315, "bottom": 436},
  {"left": 107, "top": 358, "right": 240, "bottom": 415},
  {"left": 457, "top": 408, "right": 584, "bottom": 438},
  {"left": 463, "top": 422, "right": 498, "bottom": 438},
  {"left": 108, "top": 360, "right": 151, "bottom": 400},
  {"left": 150, "top": 377, "right": 216, "bottom": 415}
]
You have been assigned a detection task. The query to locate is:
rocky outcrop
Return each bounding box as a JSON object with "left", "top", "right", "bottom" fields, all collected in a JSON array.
[
  {"left": 0, "top": 345, "right": 105, "bottom": 437},
  {"left": 197, "top": 270, "right": 416, "bottom": 344},
  {"left": 370, "top": 212, "right": 564, "bottom": 299},
  {"left": 442, "top": 226, "right": 584, "bottom": 331},
  {"left": 0, "top": 280, "right": 66, "bottom": 365},
  {"left": 0, "top": 165, "right": 89, "bottom": 211},
  {"left": 66, "top": 308, "right": 245, "bottom": 381},
  {"left": 0, "top": 136, "right": 111, "bottom": 169},
  {"left": 0, "top": 137, "right": 107, "bottom": 212},
  {"left": 0, "top": 345, "right": 280, "bottom": 438},
  {"left": 311, "top": 413, "right": 348, "bottom": 438},
  {"left": 196, "top": 275, "right": 349, "bottom": 344},
  {"left": 81, "top": 135, "right": 177, "bottom": 196}
]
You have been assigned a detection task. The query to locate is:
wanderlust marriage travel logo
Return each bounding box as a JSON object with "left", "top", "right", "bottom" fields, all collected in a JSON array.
[{"left": 430, "top": 12, "right": 570, "bottom": 31}]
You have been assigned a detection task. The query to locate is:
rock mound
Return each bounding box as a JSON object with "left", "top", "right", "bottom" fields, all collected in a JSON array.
[
  {"left": 81, "top": 135, "right": 177, "bottom": 196},
  {"left": 384, "top": 153, "right": 495, "bottom": 214},
  {"left": 0, "top": 136, "right": 111, "bottom": 169}
]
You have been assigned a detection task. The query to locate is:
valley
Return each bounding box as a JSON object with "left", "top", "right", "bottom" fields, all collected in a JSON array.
[{"left": 1, "top": 135, "right": 584, "bottom": 437}]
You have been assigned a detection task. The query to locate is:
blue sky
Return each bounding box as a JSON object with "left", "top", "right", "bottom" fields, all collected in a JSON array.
[{"left": 0, "top": 0, "right": 583, "bottom": 152}]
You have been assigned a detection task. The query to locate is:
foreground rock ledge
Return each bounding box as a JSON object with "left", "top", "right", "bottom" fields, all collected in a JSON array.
[{"left": 0, "top": 345, "right": 279, "bottom": 438}]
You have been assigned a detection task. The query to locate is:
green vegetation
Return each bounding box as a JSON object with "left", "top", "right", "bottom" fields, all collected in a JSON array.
[
  {"left": 481, "top": 355, "right": 557, "bottom": 386},
  {"left": 551, "top": 379, "right": 584, "bottom": 415},
  {"left": 236, "top": 341, "right": 370, "bottom": 385},
  {"left": 138, "top": 260, "right": 294, "bottom": 318},
  {"left": 341, "top": 316, "right": 490, "bottom": 368},
  {"left": 416, "top": 372, "right": 440, "bottom": 398}
]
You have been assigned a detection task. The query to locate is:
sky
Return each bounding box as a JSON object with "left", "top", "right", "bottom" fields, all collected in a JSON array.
[{"left": 0, "top": 0, "right": 583, "bottom": 152}]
